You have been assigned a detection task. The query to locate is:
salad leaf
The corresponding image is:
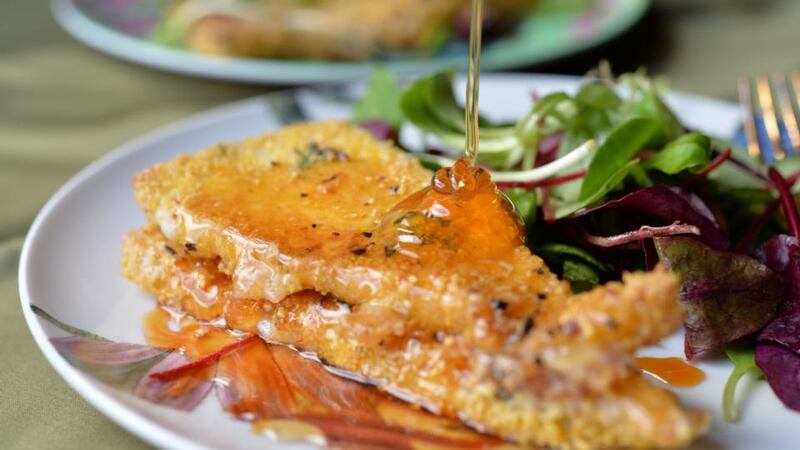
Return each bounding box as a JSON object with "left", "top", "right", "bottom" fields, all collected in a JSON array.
[
  {"left": 400, "top": 72, "right": 520, "bottom": 168},
  {"left": 579, "top": 118, "right": 661, "bottom": 200},
  {"left": 574, "top": 80, "right": 623, "bottom": 111},
  {"left": 756, "top": 313, "right": 800, "bottom": 412},
  {"left": 654, "top": 237, "right": 782, "bottom": 359},
  {"left": 618, "top": 73, "right": 684, "bottom": 141},
  {"left": 755, "top": 235, "right": 800, "bottom": 314},
  {"left": 562, "top": 260, "right": 600, "bottom": 293},
  {"left": 516, "top": 92, "right": 574, "bottom": 159},
  {"left": 353, "top": 68, "right": 405, "bottom": 129},
  {"left": 533, "top": 242, "right": 607, "bottom": 292},
  {"left": 426, "top": 71, "right": 468, "bottom": 132},
  {"left": 723, "top": 340, "right": 761, "bottom": 422},
  {"left": 556, "top": 159, "right": 639, "bottom": 218},
  {"left": 537, "top": 243, "right": 608, "bottom": 272},
  {"left": 399, "top": 73, "right": 454, "bottom": 135},
  {"left": 760, "top": 313, "right": 800, "bottom": 354},
  {"left": 642, "top": 133, "right": 711, "bottom": 175},
  {"left": 578, "top": 185, "right": 729, "bottom": 250},
  {"left": 504, "top": 188, "right": 537, "bottom": 225}
]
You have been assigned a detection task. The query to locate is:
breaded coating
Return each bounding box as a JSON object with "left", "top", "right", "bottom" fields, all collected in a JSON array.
[{"left": 123, "top": 227, "right": 708, "bottom": 449}]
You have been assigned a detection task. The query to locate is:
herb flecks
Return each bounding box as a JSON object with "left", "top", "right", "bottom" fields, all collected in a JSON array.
[
  {"left": 490, "top": 299, "right": 509, "bottom": 311},
  {"left": 296, "top": 143, "right": 349, "bottom": 170},
  {"left": 520, "top": 317, "right": 535, "bottom": 338},
  {"left": 322, "top": 174, "right": 339, "bottom": 184},
  {"left": 351, "top": 245, "right": 370, "bottom": 256}
]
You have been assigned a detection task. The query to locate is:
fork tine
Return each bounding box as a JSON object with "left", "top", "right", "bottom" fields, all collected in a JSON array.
[
  {"left": 772, "top": 72, "right": 800, "bottom": 155},
  {"left": 756, "top": 74, "right": 785, "bottom": 160},
  {"left": 738, "top": 77, "right": 762, "bottom": 161}
]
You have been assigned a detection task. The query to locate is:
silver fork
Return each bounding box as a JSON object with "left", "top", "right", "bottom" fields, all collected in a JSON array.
[{"left": 738, "top": 72, "right": 800, "bottom": 163}]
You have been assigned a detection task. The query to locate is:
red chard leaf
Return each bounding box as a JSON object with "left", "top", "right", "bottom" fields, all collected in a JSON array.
[
  {"left": 755, "top": 315, "right": 800, "bottom": 413},
  {"left": 359, "top": 121, "right": 397, "bottom": 142},
  {"left": 755, "top": 235, "right": 800, "bottom": 314},
  {"left": 754, "top": 344, "right": 800, "bottom": 411},
  {"left": 759, "top": 313, "right": 800, "bottom": 350},
  {"left": 579, "top": 185, "right": 729, "bottom": 250},
  {"left": 654, "top": 237, "right": 782, "bottom": 359}
]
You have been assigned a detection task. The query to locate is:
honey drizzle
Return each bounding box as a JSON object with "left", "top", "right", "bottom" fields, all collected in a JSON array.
[
  {"left": 464, "top": 0, "right": 484, "bottom": 165},
  {"left": 635, "top": 357, "right": 706, "bottom": 388},
  {"left": 142, "top": 306, "right": 508, "bottom": 449}
]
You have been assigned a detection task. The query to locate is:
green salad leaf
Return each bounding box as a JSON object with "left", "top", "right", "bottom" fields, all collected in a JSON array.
[
  {"left": 505, "top": 189, "right": 538, "bottom": 225},
  {"left": 642, "top": 133, "right": 711, "bottom": 175},
  {"left": 619, "top": 73, "right": 684, "bottom": 141},
  {"left": 579, "top": 118, "right": 661, "bottom": 200},
  {"left": 537, "top": 243, "right": 608, "bottom": 272},
  {"left": 353, "top": 68, "right": 405, "bottom": 129},
  {"left": 557, "top": 159, "right": 640, "bottom": 218},
  {"left": 400, "top": 72, "right": 520, "bottom": 168},
  {"left": 562, "top": 260, "right": 600, "bottom": 292},
  {"left": 535, "top": 243, "right": 608, "bottom": 292}
]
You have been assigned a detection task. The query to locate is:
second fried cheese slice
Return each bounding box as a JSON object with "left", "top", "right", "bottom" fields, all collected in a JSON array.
[{"left": 134, "top": 121, "right": 571, "bottom": 345}]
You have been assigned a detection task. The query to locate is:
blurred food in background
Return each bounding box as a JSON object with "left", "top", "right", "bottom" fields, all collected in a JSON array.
[{"left": 153, "top": 0, "right": 540, "bottom": 60}]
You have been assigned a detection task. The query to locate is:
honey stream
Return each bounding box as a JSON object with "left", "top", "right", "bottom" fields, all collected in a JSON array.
[{"left": 464, "top": 0, "right": 484, "bottom": 165}]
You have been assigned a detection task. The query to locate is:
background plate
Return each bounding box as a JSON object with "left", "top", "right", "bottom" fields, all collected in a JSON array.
[
  {"left": 51, "top": 0, "right": 650, "bottom": 84},
  {"left": 20, "top": 74, "right": 799, "bottom": 449}
]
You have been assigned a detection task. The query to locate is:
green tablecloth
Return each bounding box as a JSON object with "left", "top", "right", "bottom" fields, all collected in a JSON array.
[{"left": 2, "top": 0, "right": 799, "bottom": 448}]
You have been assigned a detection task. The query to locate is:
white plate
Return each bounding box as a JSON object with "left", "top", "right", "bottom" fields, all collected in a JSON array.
[
  {"left": 50, "top": 0, "right": 650, "bottom": 84},
  {"left": 19, "top": 74, "right": 798, "bottom": 449}
]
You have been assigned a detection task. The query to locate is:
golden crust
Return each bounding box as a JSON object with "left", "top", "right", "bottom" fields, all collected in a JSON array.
[{"left": 123, "top": 226, "right": 709, "bottom": 449}]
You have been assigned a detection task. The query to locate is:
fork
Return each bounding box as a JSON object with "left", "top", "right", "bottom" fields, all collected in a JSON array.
[{"left": 738, "top": 72, "right": 800, "bottom": 163}]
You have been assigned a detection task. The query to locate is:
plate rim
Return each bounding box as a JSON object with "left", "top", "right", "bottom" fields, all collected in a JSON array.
[
  {"left": 18, "top": 73, "right": 744, "bottom": 449},
  {"left": 50, "top": 0, "right": 651, "bottom": 84}
]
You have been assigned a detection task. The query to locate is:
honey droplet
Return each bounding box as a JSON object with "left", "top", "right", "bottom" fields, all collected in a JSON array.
[
  {"left": 375, "top": 158, "right": 524, "bottom": 260},
  {"left": 635, "top": 357, "right": 706, "bottom": 388}
]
